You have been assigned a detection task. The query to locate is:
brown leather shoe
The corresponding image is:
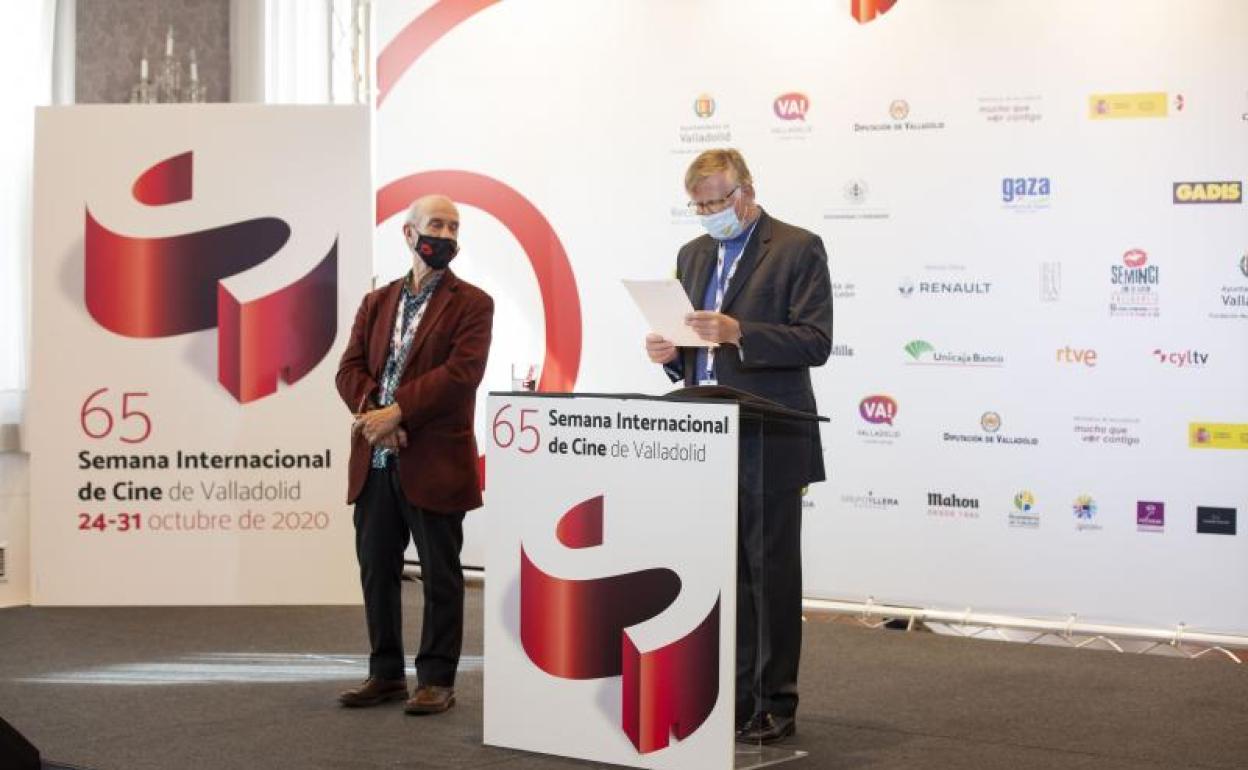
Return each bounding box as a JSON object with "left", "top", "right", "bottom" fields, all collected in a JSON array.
[
  {"left": 338, "top": 676, "right": 408, "bottom": 707},
  {"left": 404, "top": 684, "right": 455, "bottom": 715}
]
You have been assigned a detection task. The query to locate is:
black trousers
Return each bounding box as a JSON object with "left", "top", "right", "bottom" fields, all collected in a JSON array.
[
  {"left": 736, "top": 472, "right": 804, "bottom": 721},
  {"left": 354, "top": 466, "right": 465, "bottom": 685}
]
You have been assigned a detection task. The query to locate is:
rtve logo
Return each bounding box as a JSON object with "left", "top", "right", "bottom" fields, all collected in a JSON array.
[{"left": 1056, "top": 347, "right": 1097, "bottom": 367}]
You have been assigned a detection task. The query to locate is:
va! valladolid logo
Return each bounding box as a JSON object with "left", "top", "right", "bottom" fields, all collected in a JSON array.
[
  {"left": 856, "top": 394, "right": 900, "bottom": 444},
  {"left": 771, "top": 91, "right": 813, "bottom": 141}
]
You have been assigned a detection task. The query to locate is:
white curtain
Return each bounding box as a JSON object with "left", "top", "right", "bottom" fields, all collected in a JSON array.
[
  {"left": 231, "top": 0, "right": 366, "bottom": 104},
  {"left": 0, "top": 0, "right": 64, "bottom": 432}
]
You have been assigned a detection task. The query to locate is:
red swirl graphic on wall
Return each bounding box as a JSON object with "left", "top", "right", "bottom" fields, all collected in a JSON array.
[
  {"left": 85, "top": 151, "right": 338, "bottom": 404},
  {"left": 520, "top": 495, "right": 720, "bottom": 754},
  {"left": 376, "top": 0, "right": 581, "bottom": 394}
]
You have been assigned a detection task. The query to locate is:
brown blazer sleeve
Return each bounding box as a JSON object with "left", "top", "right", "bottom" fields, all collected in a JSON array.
[{"left": 335, "top": 291, "right": 379, "bottom": 413}]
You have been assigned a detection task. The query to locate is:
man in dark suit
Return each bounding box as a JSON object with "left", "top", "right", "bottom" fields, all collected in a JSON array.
[
  {"left": 336, "top": 194, "right": 493, "bottom": 716},
  {"left": 645, "top": 148, "right": 832, "bottom": 744}
]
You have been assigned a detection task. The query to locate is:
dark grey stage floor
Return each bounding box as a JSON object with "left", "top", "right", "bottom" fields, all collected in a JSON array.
[{"left": 1, "top": 585, "right": 1245, "bottom": 769}]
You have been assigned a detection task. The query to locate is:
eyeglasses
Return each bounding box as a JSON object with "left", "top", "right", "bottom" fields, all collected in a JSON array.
[{"left": 687, "top": 186, "right": 741, "bottom": 214}]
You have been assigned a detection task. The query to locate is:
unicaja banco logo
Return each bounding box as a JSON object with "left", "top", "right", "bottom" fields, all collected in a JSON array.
[
  {"left": 903, "top": 339, "right": 933, "bottom": 360},
  {"left": 84, "top": 151, "right": 336, "bottom": 404}
]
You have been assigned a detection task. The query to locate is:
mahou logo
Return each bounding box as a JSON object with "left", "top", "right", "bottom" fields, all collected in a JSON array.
[
  {"left": 84, "top": 151, "right": 336, "bottom": 404},
  {"left": 773, "top": 92, "right": 809, "bottom": 121},
  {"left": 859, "top": 394, "right": 897, "bottom": 425},
  {"left": 853, "top": 0, "right": 898, "bottom": 24}
]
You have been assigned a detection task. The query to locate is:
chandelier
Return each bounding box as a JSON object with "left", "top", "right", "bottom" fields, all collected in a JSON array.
[{"left": 129, "top": 26, "right": 207, "bottom": 104}]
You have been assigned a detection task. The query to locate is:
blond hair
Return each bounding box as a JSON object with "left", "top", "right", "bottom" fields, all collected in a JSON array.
[{"left": 684, "top": 148, "right": 754, "bottom": 193}]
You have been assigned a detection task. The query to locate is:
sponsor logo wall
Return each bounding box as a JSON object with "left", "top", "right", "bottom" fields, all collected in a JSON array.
[{"left": 378, "top": 0, "right": 1248, "bottom": 636}]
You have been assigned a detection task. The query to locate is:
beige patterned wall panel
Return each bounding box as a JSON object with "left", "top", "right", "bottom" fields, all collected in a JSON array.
[{"left": 77, "top": 0, "right": 229, "bottom": 103}]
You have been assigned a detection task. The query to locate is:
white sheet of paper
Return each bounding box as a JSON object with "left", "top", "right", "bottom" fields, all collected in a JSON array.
[{"left": 622, "top": 278, "right": 711, "bottom": 348}]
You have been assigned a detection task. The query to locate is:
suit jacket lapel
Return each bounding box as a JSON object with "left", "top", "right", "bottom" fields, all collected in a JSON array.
[
  {"left": 403, "top": 270, "right": 458, "bottom": 375},
  {"left": 720, "top": 211, "right": 772, "bottom": 313},
  {"left": 370, "top": 279, "right": 405, "bottom": 376},
  {"left": 685, "top": 241, "right": 718, "bottom": 310}
]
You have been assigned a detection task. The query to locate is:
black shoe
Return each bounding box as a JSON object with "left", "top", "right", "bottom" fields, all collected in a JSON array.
[
  {"left": 735, "top": 712, "right": 796, "bottom": 744},
  {"left": 338, "top": 676, "right": 408, "bottom": 707}
]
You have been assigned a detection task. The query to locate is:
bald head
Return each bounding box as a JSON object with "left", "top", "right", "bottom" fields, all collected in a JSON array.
[{"left": 404, "top": 195, "right": 460, "bottom": 241}]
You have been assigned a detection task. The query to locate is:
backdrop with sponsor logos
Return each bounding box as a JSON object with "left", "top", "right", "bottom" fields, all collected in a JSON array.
[
  {"left": 377, "top": 0, "right": 1248, "bottom": 632},
  {"left": 29, "top": 106, "right": 370, "bottom": 604}
]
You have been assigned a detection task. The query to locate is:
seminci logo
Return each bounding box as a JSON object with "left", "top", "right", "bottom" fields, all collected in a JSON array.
[
  {"left": 521, "top": 494, "right": 720, "bottom": 753},
  {"left": 84, "top": 151, "right": 337, "bottom": 404}
]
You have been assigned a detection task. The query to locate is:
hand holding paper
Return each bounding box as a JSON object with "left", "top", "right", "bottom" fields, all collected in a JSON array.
[{"left": 623, "top": 279, "right": 714, "bottom": 348}]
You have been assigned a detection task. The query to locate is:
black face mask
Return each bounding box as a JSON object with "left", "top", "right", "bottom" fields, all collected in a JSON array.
[{"left": 413, "top": 234, "right": 458, "bottom": 270}]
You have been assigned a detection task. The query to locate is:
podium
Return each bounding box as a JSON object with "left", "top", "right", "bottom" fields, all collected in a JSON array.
[{"left": 483, "top": 389, "right": 825, "bottom": 770}]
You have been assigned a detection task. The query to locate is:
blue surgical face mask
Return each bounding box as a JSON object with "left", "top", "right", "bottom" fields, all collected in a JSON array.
[{"left": 699, "top": 204, "right": 745, "bottom": 240}]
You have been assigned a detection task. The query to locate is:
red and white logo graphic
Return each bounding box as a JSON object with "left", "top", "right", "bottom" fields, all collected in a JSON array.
[
  {"left": 85, "top": 151, "right": 337, "bottom": 404},
  {"left": 520, "top": 494, "right": 720, "bottom": 754}
]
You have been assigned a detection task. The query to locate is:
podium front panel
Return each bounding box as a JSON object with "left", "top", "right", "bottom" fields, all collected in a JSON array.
[{"left": 484, "top": 393, "right": 738, "bottom": 770}]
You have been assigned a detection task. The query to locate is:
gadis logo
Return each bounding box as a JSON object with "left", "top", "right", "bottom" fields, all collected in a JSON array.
[
  {"left": 773, "top": 92, "right": 809, "bottom": 121},
  {"left": 859, "top": 395, "right": 897, "bottom": 425},
  {"left": 1172, "top": 181, "right": 1242, "bottom": 204}
]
